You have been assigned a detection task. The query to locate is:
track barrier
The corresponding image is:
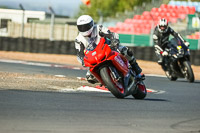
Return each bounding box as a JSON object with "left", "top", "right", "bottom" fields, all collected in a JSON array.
[{"left": 0, "top": 37, "right": 199, "bottom": 65}]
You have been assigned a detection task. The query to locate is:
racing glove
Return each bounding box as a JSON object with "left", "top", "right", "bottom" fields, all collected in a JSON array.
[
  {"left": 162, "top": 51, "right": 168, "bottom": 56},
  {"left": 184, "top": 41, "right": 190, "bottom": 47}
]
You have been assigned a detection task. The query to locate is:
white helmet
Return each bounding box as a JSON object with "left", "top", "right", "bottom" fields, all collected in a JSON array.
[
  {"left": 77, "top": 15, "right": 94, "bottom": 37},
  {"left": 158, "top": 18, "right": 168, "bottom": 33}
]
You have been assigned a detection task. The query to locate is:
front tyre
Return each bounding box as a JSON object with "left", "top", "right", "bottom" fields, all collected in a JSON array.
[
  {"left": 182, "top": 61, "right": 194, "bottom": 82},
  {"left": 100, "top": 67, "right": 125, "bottom": 98}
]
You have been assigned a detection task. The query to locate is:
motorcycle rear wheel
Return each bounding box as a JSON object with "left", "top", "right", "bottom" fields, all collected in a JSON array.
[
  {"left": 100, "top": 66, "right": 126, "bottom": 98},
  {"left": 132, "top": 81, "right": 147, "bottom": 99},
  {"left": 182, "top": 61, "right": 194, "bottom": 82}
]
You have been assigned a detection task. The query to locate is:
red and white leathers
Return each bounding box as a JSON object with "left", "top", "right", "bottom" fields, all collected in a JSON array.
[{"left": 75, "top": 24, "right": 144, "bottom": 83}]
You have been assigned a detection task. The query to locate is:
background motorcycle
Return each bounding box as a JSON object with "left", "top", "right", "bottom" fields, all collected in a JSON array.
[
  {"left": 84, "top": 37, "right": 147, "bottom": 99},
  {"left": 155, "top": 38, "right": 194, "bottom": 82}
]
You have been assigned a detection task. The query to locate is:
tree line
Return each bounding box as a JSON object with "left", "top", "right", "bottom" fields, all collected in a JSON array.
[
  {"left": 77, "top": 0, "right": 200, "bottom": 21},
  {"left": 77, "top": 0, "right": 152, "bottom": 21}
]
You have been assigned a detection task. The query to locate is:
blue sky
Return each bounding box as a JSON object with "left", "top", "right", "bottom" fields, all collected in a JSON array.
[{"left": 0, "top": 0, "right": 82, "bottom": 17}]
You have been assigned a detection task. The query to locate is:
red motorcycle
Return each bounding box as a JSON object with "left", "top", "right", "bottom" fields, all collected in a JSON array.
[{"left": 83, "top": 37, "right": 147, "bottom": 99}]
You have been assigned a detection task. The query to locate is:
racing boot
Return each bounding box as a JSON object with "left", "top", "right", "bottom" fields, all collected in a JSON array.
[
  {"left": 129, "top": 59, "right": 145, "bottom": 81},
  {"left": 86, "top": 70, "right": 98, "bottom": 84},
  {"left": 158, "top": 56, "right": 163, "bottom": 65},
  {"left": 155, "top": 53, "right": 163, "bottom": 65},
  {"left": 120, "top": 46, "right": 145, "bottom": 81}
]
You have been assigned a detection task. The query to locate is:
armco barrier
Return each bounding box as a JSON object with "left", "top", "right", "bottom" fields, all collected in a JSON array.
[
  {"left": 0, "top": 37, "right": 199, "bottom": 65},
  {"left": 0, "top": 37, "right": 76, "bottom": 55}
]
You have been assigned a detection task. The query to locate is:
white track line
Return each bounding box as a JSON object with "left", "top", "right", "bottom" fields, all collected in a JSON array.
[
  {"left": 0, "top": 59, "right": 87, "bottom": 70},
  {"left": 0, "top": 59, "right": 166, "bottom": 79},
  {"left": 145, "top": 74, "right": 166, "bottom": 78},
  {"left": 54, "top": 75, "right": 66, "bottom": 78}
]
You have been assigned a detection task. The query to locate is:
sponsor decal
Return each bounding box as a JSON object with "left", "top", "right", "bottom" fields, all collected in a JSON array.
[{"left": 114, "top": 56, "right": 125, "bottom": 67}]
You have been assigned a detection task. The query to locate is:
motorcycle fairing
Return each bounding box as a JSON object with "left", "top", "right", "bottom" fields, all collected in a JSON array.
[
  {"left": 84, "top": 38, "right": 111, "bottom": 68},
  {"left": 84, "top": 38, "right": 129, "bottom": 81}
]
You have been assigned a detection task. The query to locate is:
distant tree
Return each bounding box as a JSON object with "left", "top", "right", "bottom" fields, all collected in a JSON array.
[
  {"left": 0, "top": 6, "right": 10, "bottom": 9},
  {"left": 175, "top": 0, "right": 199, "bottom": 1},
  {"left": 77, "top": 0, "right": 152, "bottom": 21}
]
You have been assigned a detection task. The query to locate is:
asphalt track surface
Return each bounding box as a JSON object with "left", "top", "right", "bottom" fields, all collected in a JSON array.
[{"left": 0, "top": 61, "right": 200, "bottom": 133}]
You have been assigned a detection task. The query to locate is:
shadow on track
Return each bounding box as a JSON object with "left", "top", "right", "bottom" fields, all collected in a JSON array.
[
  {"left": 175, "top": 80, "right": 200, "bottom": 84},
  {"left": 120, "top": 97, "right": 169, "bottom": 102},
  {"left": 144, "top": 98, "right": 169, "bottom": 102}
]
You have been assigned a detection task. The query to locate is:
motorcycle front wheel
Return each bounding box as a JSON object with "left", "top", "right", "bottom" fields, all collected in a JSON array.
[
  {"left": 100, "top": 66, "right": 126, "bottom": 98},
  {"left": 182, "top": 61, "right": 194, "bottom": 82}
]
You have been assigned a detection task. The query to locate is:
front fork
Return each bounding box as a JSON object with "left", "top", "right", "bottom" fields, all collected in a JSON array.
[
  {"left": 109, "top": 66, "right": 137, "bottom": 96},
  {"left": 109, "top": 66, "right": 121, "bottom": 82},
  {"left": 179, "top": 61, "right": 188, "bottom": 77}
]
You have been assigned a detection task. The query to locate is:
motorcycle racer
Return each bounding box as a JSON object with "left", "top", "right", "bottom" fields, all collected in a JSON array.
[
  {"left": 75, "top": 15, "right": 145, "bottom": 84},
  {"left": 153, "top": 18, "right": 190, "bottom": 65}
]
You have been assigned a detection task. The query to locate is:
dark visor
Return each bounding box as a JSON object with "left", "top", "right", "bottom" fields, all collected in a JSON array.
[
  {"left": 159, "top": 25, "right": 167, "bottom": 30},
  {"left": 77, "top": 20, "right": 93, "bottom": 32}
]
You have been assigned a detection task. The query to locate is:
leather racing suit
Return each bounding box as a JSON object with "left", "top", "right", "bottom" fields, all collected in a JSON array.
[
  {"left": 153, "top": 26, "right": 188, "bottom": 64},
  {"left": 75, "top": 25, "right": 143, "bottom": 83}
]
